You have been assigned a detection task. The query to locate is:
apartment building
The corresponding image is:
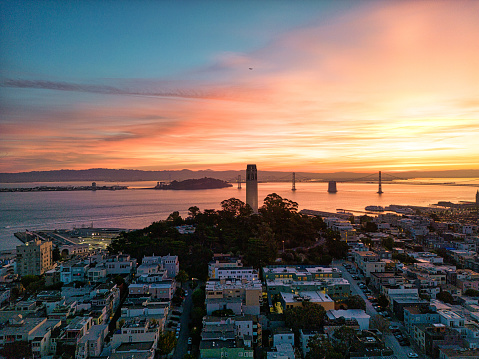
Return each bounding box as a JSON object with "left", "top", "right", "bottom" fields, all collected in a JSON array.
[
  {"left": 205, "top": 279, "right": 262, "bottom": 315},
  {"left": 353, "top": 251, "right": 386, "bottom": 278},
  {"left": 16, "top": 240, "right": 53, "bottom": 276}
]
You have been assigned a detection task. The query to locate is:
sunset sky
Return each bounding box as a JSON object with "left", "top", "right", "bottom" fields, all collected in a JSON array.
[{"left": 1, "top": 0, "right": 478, "bottom": 173}]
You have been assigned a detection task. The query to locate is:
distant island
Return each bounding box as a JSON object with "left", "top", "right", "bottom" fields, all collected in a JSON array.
[{"left": 154, "top": 177, "right": 232, "bottom": 190}]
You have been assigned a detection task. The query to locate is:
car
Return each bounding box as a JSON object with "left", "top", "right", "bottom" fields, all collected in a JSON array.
[
  {"left": 188, "top": 337, "right": 192, "bottom": 345},
  {"left": 389, "top": 325, "right": 399, "bottom": 331},
  {"left": 407, "top": 353, "right": 418, "bottom": 358}
]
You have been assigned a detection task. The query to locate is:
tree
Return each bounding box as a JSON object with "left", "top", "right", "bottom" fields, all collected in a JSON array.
[
  {"left": 167, "top": 211, "right": 183, "bottom": 226},
  {"left": 381, "top": 237, "right": 394, "bottom": 251},
  {"left": 378, "top": 294, "right": 389, "bottom": 308},
  {"left": 364, "top": 221, "right": 378, "bottom": 232},
  {"left": 306, "top": 335, "right": 343, "bottom": 359},
  {"left": 370, "top": 314, "right": 389, "bottom": 332},
  {"left": 345, "top": 295, "right": 366, "bottom": 310},
  {"left": 52, "top": 246, "right": 61, "bottom": 262},
  {"left": 392, "top": 253, "right": 418, "bottom": 264},
  {"left": 21, "top": 274, "right": 41, "bottom": 289},
  {"left": 220, "top": 198, "right": 251, "bottom": 218},
  {"left": 244, "top": 223, "right": 277, "bottom": 267},
  {"left": 325, "top": 238, "right": 348, "bottom": 259},
  {"left": 332, "top": 326, "right": 358, "bottom": 355},
  {"left": 192, "top": 287, "right": 206, "bottom": 308},
  {"left": 175, "top": 270, "right": 189, "bottom": 285},
  {"left": 157, "top": 331, "right": 177, "bottom": 355},
  {"left": 0, "top": 340, "right": 31, "bottom": 358},
  {"left": 464, "top": 289, "right": 479, "bottom": 297},
  {"left": 284, "top": 302, "right": 326, "bottom": 332},
  {"left": 437, "top": 290, "right": 455, "bottom": 304},
  {"left": 188, "top": 206, "right": 201, "bottom": 218}
]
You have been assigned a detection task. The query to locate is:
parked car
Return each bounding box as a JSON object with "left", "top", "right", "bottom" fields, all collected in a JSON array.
[
  {"left": 407, "top": 352, "right": 418, "bottom": 358},
  {"left": 389, "top": 325, "right": 400, "bottom": 332}
]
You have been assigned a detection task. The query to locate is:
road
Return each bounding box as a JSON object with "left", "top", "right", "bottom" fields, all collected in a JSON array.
[
  {"left": 172, "top": 286, "right": 193, "bottom": 359},
  {"left": 332, "top": 260, "right": 422, "bottom": 359}
]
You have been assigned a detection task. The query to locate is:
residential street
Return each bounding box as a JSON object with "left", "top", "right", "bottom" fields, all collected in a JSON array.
[
  {"left": 173, "top": 286, "right": 193, "bottom": 359},
  {"left": 333, "top": 260, "right": 423, "bottom": 359}
]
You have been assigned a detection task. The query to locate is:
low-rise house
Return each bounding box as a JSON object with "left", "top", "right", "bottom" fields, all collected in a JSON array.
[
  {"left": 110, "top": 318, "right": 161, "bottom": 351},
  {"left": 272, "top": 327, "right": 294, "bottom": 347},
  {"left": 353, "top": 251, "right": 386, "bottom": 278},
  {"left": 104, "top": 253, "right": 137, "bottom": 276},
  {"left": 279, "top": 291, "right": 335, "bottom": 311},
  {"left": 327, "top": 309, "right": 370, "bottom": 330},
  {"left": 140, "top": 254, "right": 179, "bottom": 279},
  {"left": 110, "top": 341, "right": 156, "bottom": 359},
  {"left": 56, "top": 316, "right": 94, "bottom": 347},
  {"left": 412, "top": 323, "right": 463, "bottom": 358},
  {"left": 299, "top": 330, "right": 324, "bottom": 358},
  {"left": 0, "top": 315, "right": 61, "bottom": 357},
  {"left": 87, "top": 265, "right": 107, "bottom": 283},
  {"left": 439, "top": 347, "right": 479, "bottom": 359},
  {"left": 404, "top": 305, "right": 441, "bottom": 335},
  {"left": 75, "top": 324, "right": 109, "bottom": 359},
  {"left": 267, "top": 343, "right": 295, "bottom": 359}
]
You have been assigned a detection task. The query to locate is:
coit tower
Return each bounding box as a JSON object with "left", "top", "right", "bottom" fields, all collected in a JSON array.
[{"left": 246, "top": 164, "right": 258, "bottom": 213}]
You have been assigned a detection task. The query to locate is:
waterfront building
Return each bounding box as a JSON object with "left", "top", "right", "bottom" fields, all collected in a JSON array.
[
  {"left": 246, "top": 164, "right": 258, "bottom": 213},
  {"left": 16, "top": 239, "right": 53, "bottom": 277}
]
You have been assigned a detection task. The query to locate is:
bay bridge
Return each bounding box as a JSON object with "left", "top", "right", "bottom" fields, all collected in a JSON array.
[{"left": 228, "top": 171, "right": 407, "bottom": 194}]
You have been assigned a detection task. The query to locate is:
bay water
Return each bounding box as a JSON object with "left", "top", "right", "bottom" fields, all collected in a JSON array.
[{"left": 1, "top": 179, "right": 478, "bottom": 251}]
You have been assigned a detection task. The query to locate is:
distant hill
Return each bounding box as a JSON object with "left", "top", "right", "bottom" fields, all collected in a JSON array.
[{"left": 0, "top": 168, "right": 478, "bottom": 183}]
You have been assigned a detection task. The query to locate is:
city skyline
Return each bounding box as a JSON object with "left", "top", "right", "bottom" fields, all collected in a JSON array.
[{"left": 1, "top": 0, "right": 478, "bottom": 173}]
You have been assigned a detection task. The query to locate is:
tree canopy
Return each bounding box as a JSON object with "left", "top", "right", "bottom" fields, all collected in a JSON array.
[
  {"left": 284, "top": 302, "right": 326, "bottom": 332},
  {"left": 108, "top": 193, "right": 350, "bottom": 279}
]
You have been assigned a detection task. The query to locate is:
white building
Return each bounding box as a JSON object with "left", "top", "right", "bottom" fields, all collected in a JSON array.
[{"left": 327, "top": 309, "right": 370, "bottom": 330}]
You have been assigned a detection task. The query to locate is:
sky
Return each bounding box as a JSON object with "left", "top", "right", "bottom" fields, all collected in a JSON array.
[{"left": 1, "top": 0, "right": 478, "bottom": 173}]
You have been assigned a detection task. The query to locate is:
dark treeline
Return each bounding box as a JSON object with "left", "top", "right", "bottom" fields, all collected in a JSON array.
[{"left": 107, "top": 193, "right": 349, "bottom": 280}]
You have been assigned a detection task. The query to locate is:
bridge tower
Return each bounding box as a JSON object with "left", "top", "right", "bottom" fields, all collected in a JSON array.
[
  {"left": 378, "top": 171, "right": 383, "bottom": 194},
  {"left": 237, "top": 175, "right": 242, "bottom": 189},
  {"left": 328, "top": 181, "right": 337, "bottom": 193},
  {"left": 246, "top": 164, "right": 258, "bottom": 213},
  {"left": 292, "top": 172, "right": 296, "bottom": 191}
]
